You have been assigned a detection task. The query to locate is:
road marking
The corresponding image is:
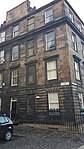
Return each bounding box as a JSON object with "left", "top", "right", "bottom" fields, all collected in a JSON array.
[{"left": 78, "top": 145, "right": 84, "bottom": 149}]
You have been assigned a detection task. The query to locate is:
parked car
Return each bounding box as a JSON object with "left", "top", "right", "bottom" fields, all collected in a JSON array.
[{"left": 0, "top": 116, "right": 13, "bottom": 141}]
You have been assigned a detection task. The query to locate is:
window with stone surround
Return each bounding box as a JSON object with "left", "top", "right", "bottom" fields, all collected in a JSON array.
[
  {"left": 74, "top": 61, "right": 80, "bottom": 80},
  {"left": 0, "top": 98, "right": 1, "bottom": 112},
  {"left": 69, "top": 10, "right": 74, "bottom": 23},
  {"left": 27, "top": 39, "right": 34, "bottom": 57},
  {"left": 11, "top": 69, "right": 18, "bottom": 86},
  {"left": 27, "top": 65, "right": 36, "bottom": 84},
  {"left": 12, "top": 45, "right": 19, "bottom": 61},
  {"left": 48, "top": 92, "right": 59, "bottom": 115},
  {"left": 0, "top": 50, "right": 4, "bottom": 64},
  {"left": 0, "top": 31, "right": 5, "bottom": 43},
  {"left": 45, "top": 8, "right": 53, "bottom": 24},
  {"left": 0, "top": 73, "right": 3, "bottom": 88},
  {"left": 45, "top": 31, "right": 55, "bottom": 50},
  {"left": 77, "top": 21, "right": 81, "bottom": 32},
  {"left": 72, "top": 33, "right": 77, "bottom": 51},
  {"left": 47, "top": 60, "right": 57, "bottom": 80},
  {"left": 27, "top": 95, "right": 35, "bottom": 115},
  {"left": 81, "top": 42, "right": 84, "bottom": 57},
  {"left": 28, "top": 17, "right": 34, "bottom": 31},
  {"left": 79, "top": 93, "right": 84, "bottom": 110},
  {"left": 13, "top": 25, "right": 19, "bottom": 37}
]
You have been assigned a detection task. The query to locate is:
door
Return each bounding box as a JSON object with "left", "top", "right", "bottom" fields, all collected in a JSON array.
[{"left": 10, "top": 98, "right": 17, "bottom": 120}]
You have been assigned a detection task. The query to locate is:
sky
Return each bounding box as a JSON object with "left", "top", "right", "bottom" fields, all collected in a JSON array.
[{"left": 0, "top": 0, "right": 84, "bottom": 24}]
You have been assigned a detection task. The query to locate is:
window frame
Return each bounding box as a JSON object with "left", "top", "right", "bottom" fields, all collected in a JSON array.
[
  {"left": 11, "top": 69, "right": 18, "bottom": 86},
  {"left": 46, "top": 60, "right": 57, "bottom": 81},
  {"left": 13, "top": 25, "right": 19, "bottom": 38},
  {"left": 69, "top": 10, "right": 74, "bottom": 23},
  {"left": 27, "top": 65, "right": 36, "bottom": 85},
  {"left": 77, "top": 20, "right": 81, "bottom": 32},
  {"left": 27, "top": 95, "right": 35, "bottom": 115},
  {"left": 48, "top": 92, "right": 59, "bottom": 115},
  {"left": 27, "top": 39, "right": 34, "bottom": 57},
  {"left": 28, "top": 17, "right": 35, "bottom": 31},
  {"left": 81, "top": 42, "right": 84, "bottom": 58},
  {"left": 79, "top": 92, "right": 84, "bottom": 109},
  {"left": 0, "top": 98, "right": 1, "bottom": 112},
  {"left": 45, "top": 7, "right": 53, "bottom": 24},
  {"left": 0, "top": 31, "right": 5, "bottom": 43},
  {"left": 0, "top": 50, "right": 4, "bottom": 64},
  {"left": 0, "top": 73, "right": 3, "bottom": 88},
  {"left": 12, "top": 45, "right": 19, "bottom": 61},
  {"left": 74, "top": 61, "right": 80, "bottom": 80},
  {"left": 72, "top": 33, "right": 77, "bottom": 51},
  {"left": 45, "top": 30, "right": 55, "bottom": 50}
]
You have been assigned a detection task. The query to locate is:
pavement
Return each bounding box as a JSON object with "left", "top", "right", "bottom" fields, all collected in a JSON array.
[
  {"left": 78, "top": 145, "right": 84, "bottom": 149},
  {"left": 0, "top": 124, "right": 84, "bottom": 149}
]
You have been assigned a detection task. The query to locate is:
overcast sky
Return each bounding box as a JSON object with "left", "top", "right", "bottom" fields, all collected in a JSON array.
[{"left": 0, "top": 0, "right": 84, "bottom": 24}]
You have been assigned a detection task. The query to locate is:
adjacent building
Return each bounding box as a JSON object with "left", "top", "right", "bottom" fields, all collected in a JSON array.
[{"left": 0, "top": 0, "right": 84, "bottom": 124}]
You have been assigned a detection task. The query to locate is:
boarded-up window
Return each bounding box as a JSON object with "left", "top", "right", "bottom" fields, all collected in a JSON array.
[
  {"left": 28, "top": 17, "right": 34, "bottom": 31},
  {"left": 27, "top": 95, "right": 35, "bottom": 115},
  {"left": 28, "top": 65, "right": 36, "bottom": 84}
]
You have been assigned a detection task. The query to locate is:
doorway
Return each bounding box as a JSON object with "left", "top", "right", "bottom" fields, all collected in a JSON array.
[{"left": 10, "top": 98, "right": 17, "bottom": 120}]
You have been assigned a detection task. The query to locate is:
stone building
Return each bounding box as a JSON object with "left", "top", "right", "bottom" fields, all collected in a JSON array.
[{"left": 0, "top": 0, "right": 84, "bottom": 124}]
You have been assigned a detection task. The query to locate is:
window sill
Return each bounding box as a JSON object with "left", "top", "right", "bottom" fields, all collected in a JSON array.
[
  {"left": 11, "top": 84, "right": 18, "bottom": 87},
  {"left": 45, "top": 20, "right": 54, "bottom": 25},
  {"left": 46, "top": 46, "right": 56, "bottom": 51},
  {"left": 26, "top": 53, "right": 36, "bottom": 58},
  {"left": 46, "top": 79, "right": 59, "bottom": 85},
  {"left": 27, "top": 83, "right": 36, "bottom": 86},
  {"left": 49, "top": 112, "right": 60, "bottom": 116}
]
